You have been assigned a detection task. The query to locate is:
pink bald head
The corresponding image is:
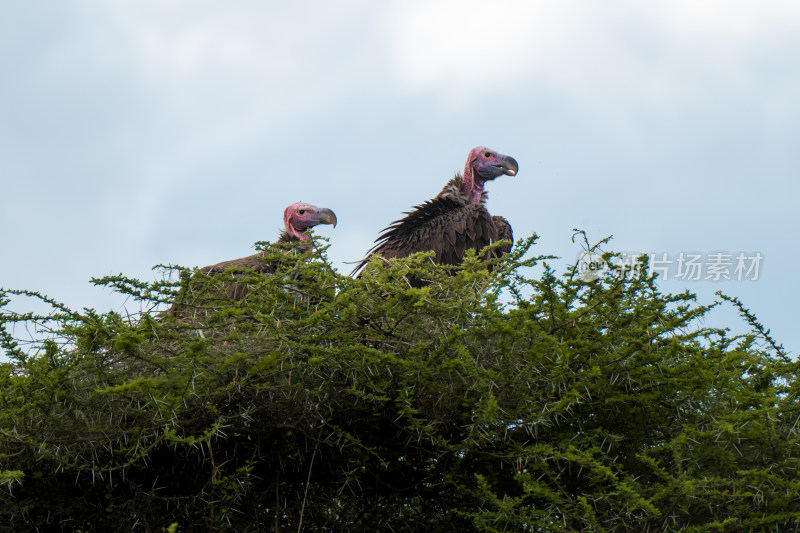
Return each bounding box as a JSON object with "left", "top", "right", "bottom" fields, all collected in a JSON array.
[
  {"left": 283, "top": 202, "right": 338, "bottom": 241},
  {"left": 462, "top": 147, "right": 519, "bottom": 204}
]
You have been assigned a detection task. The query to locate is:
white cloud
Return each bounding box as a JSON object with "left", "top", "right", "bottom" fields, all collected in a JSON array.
[
  {"left": 385, "top": 2, "right": 579, "bottom": 101},
  {"left": 385, "top": 0, "right": 800, "bottom": 121}
]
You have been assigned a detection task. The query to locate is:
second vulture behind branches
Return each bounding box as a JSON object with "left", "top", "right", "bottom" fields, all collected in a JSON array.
[{"left": 166, "top": 202, "right": 337, "bottom": 320}]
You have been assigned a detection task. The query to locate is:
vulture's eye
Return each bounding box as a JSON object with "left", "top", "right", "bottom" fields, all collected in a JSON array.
[
  {"left": 298, "top": 210, "right": 306, "bottom": 215},
  {"left": 484, "top": 152, "right": 491, "bottom": 158}
]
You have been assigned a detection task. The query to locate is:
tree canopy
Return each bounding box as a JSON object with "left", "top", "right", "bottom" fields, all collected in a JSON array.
[{"left": 0, "top": 235, "right": 796, "bottom": 532}]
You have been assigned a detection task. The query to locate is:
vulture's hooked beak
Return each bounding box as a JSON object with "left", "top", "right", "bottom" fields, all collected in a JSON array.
[
  {"left": 494, "top": 155, "right": 519, "bottom": 177},
  {"left": 316, "top": 207, "right": 338, "bottom": 228}
]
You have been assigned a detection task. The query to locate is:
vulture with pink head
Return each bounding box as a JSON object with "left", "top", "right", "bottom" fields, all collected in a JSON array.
[
  {"left": 352, "top": 146, "right": 517, "bottom": 277},
  {"left": 167, "top": 202, "right": 336, "bottom": 318},
  {"left": 199, "top": 202, "right": 337, "bottom": 277}
]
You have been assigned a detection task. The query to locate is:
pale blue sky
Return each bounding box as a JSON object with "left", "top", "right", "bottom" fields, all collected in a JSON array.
[{"left": 2, "top": 1, "right": 798, "bottom": 355}]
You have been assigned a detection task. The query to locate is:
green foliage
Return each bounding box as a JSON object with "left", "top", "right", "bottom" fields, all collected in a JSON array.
[{"left": 0, "top": 235, "right": 797, "bottom": 532}]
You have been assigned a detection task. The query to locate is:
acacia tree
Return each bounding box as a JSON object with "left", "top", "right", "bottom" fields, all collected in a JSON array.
[{"left": 0, "top": 235, "right": 797, "bottom": 532}]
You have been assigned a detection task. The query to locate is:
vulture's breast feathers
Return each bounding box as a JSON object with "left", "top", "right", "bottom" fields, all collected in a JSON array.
[{"left": 366, "top": 196, "right": 501, "bottom": 267}]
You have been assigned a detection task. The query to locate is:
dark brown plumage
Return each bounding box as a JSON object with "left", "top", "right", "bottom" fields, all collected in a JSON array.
[
  {"left": 352, "top": 147, "right": 517, "bottom": 277},
  {"left": 167, "top": 202, "right": 336, "bottom": 319}
]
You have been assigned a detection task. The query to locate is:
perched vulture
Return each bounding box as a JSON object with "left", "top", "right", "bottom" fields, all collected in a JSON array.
[
  {"left": 167, "top": 202, "right": 337, "bottom": 318},
  {"left": 352, "top": 146, "right": 517, "bottom": 277}
]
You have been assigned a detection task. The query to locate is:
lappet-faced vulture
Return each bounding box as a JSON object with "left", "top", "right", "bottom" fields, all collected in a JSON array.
[
  {"left": 167, "top": 202, "right": 336, "bottom": 318},
  {"left": 200, "top": 202, "right": 337, "bottom": 277},
  {"left": 352, "top": 147, "right": 517, "bottom": 276}
]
